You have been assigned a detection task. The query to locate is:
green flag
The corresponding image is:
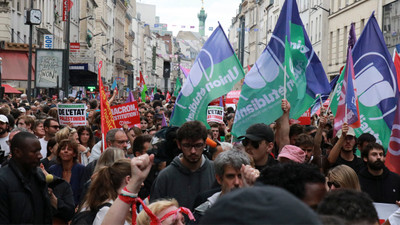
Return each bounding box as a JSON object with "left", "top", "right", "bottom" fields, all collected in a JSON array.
[
  {"left": 170, "top": 25, "right": 245, "bottom": 127},
  {"left": 174, "top": 78, "right": 181, "bottom": 97}
]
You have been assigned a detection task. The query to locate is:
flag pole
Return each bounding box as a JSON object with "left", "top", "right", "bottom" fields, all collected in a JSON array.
[{"left": 284, "top": 66, "right": 287, "bottom": 100}]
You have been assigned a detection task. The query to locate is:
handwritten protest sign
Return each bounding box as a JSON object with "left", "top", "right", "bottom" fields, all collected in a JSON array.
[
  {"left": 57, "top": 104, "right": 86, "bottom": 126},
  {"left": 207, "top": 106, "right": 224, "bottom": 124},
  {"left": 111, "top": 101, "right": 140, "bottom": 128}
]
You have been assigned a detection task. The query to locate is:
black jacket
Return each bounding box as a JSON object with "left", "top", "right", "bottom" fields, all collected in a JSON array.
[
  {"left": 0, "top": 159, "right": 53, "bottom": 224},
  {"left": 358, "top": 166, "right": 400, "bottom": 203}
]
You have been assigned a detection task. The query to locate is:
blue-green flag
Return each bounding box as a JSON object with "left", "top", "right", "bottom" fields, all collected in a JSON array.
[
  {"left": 232, "top": 0, "right": 331, "bottom": 138},
  {"left": 170, "top": 24, "right": 244, "bottom": 127}
]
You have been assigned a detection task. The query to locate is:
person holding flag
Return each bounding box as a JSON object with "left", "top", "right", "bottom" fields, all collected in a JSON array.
[
  {"left": 231, "top": 0, "right": 330, "bottom": 138},
  {"left": 327, "top": 23, "right": 364, "bottom": 174}
]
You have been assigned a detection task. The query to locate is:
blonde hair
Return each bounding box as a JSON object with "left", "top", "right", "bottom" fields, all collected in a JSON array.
[
  {"left": 55, "top": 127, "right": 77, "bottom": 143},
  {"left": 93, "top": 147, "right": 126, "bottom": 173},
  {"left": 327, "top": 165, "right": 361, "bottom": 191},
  {"left": 136, "top": 199, "right": 179, "bottom": 225}
]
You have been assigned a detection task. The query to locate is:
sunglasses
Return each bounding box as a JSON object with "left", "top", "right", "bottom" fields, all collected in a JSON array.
[
  {"left": 327, "top": 181, "right": 341, "bottom": 189},
  {"left": 242, "top": 138, "right": 260, "bottom": 149}
]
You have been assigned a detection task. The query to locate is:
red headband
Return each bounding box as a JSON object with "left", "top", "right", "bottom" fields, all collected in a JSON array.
[{"left": 131, "top": 197, "right": 195, "bottom": 225}]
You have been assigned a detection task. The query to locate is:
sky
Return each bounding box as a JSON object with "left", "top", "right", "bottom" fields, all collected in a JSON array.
[{"left": 138, "top": 0, "right": 242, "bottom": 36}]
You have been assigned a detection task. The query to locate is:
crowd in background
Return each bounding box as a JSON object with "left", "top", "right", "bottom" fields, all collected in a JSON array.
[{"left": 0, "top": 92, "right": 399, "bottom": 225}]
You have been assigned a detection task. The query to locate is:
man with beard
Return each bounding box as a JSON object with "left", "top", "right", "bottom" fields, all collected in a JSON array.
[
  {"left": 358, "top": 143, "right": 400, "bottom": 203},
  {"left": 0, "top": 115, "right": 10, "bottom": 157},
  {"left": 0, "top": 132, "right": 52, "bottom": 223},
  {"left": 150, "top": 121, "right": 215, "bottom": 209}
]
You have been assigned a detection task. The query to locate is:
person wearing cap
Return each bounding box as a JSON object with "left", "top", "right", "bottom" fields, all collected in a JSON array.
[
  {"left": 0, "top": 114, "right": 10, "bottom": 157},
  {"left": 327, "top": 123, "right": 364, "bottom": 173},
  {"left": 239, "top": 123, "right": 277, "bottom": 171},
  {"left": 150, "top": 121, "right": 215, "bottom": 209},
  {"left": 278, "top": 145, "right": 306, "bottom": 163}
]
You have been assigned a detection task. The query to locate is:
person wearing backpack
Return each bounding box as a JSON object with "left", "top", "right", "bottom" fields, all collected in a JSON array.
[{"left": 73, "top": 158, "right": 132, "bottom": 225}]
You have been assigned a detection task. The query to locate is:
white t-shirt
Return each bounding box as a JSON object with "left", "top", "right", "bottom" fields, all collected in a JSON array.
[
  {"left": 0, "top": 134, "right": 10, "bottom": 156},
  {"left": 89, "top": 141, "right": 102, "bottom": 163},
  {"left": 93, "top": 200, "right": 130, "bottom": 225},
  {"left": 39, "top": 138, "right": 48, "bottom": 159}
]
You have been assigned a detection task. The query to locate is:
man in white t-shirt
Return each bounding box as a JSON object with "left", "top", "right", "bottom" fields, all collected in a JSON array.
[
  {"left": 0, "top": 115, "right": 10, "bottom": 157},
  {"left": 39, "top": 118, "right": 59, "bottom": 159}
]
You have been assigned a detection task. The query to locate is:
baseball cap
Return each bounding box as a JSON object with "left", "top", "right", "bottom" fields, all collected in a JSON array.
[
  {"left": 238, "top": 123, "right": 274, "bottom": 142},
  {"left": 336, "top": 127, "right": 356, "bottom": 138},
  {"left": 200, "top": 186, "right": 322, "bottom": 224},
  {"left": 18, "top": 107, "right": 26, "bottom": 113},
  {"left": 278, "top": 145, "right": 306, "bottom": 163},
  {"left": 0, "top": 115, "right": 9, "bottom": 123}
]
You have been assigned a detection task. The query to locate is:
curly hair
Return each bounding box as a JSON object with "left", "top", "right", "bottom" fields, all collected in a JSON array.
[{"left": 177, "top": 120, "right": 207, "bottom": 142}]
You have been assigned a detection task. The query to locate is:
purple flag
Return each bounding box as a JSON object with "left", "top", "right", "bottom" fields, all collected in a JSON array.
[
  {"left": 126, "top": 90, "right": 135, "bottom": 103},
  {"left": 179, "top": 65, "right": 190, "bottom": 78},
  {"left": 161, "top": 112, "right": 168, "bottom": 127}
]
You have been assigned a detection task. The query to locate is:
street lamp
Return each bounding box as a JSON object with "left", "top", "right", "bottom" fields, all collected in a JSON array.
[
  {"left": 311, "top": 5, "right": 330, "bottom": 13},
  {"left": 79, "top": 15, "right": 94, "bottom": 21}
]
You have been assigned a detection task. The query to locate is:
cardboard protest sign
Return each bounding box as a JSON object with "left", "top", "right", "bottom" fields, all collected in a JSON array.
[
  {"left": 57, "top": 104, "right": 87, "bottom": 126},
  {"left": 207, "top": 106, "right": 224, "bottom": 124},
  {"left": 111, "top": 101, "right": 140, "bottom": 128}
]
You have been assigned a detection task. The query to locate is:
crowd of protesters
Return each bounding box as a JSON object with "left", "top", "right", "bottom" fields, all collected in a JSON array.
[{"left": 0, "top": 91, "right": 400, "bottom": 225}]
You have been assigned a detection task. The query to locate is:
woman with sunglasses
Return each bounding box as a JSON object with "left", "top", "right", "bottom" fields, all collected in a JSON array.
[{"left": 326, "top": 165, "right": 361, "bottom": 191}]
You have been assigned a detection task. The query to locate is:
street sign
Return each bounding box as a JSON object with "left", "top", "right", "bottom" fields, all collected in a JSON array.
[
  {"left": 70, "top": 42, "right": 80, "bottom": 52},
  {"left": 44, "top": 35, "right": 53, "bottom": 49}
]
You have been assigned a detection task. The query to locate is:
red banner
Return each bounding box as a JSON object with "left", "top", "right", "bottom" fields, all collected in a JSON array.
[
  {"left": 290, "top": 109, "right": 311, "bottom": 125},
  {"left": 226, "top": 90, "right": 241, "bottom": 105},
  {"left": 62, "top": 0, "right": 73, "bottom": 21},
  {"left": 111, "top": 101, "right": 140, "bottom": 128},
  {"left": 99, "top": 61, "right": 116, "bottom": 151}
]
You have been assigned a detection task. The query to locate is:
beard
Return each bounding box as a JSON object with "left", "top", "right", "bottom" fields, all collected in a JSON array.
[
  {"left": 0, "top": 127, "right": 7, "bottom": 136},
  {"left": 368, "top": 160, "right": 385, "bottom": 171}
]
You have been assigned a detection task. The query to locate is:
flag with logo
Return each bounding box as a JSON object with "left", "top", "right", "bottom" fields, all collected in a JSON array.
[
  {"left": 330, "top": 13, "right": 398, "bottom": 150},
  {"left": 333, "top": 23, "right": 360, "bottom": 133},
  {"left": 385, "top": 49, "right": 400, "bottom": 174},
  {"left": 231, "top": 0, "right": 330, "bottom": 137},
  {"left": 139, "top": 71, "right": 147, "bottom": 102},
  {"left": 170, "top": 24, "right": 245, "bottom": 127},
  {"left": 174, "top": 78, "right": 182, "bottom": 96},
  {"left": 98, "top": 61, "right": 116, "bottom": 151},
  {"left": 126, "top": 90, "right": 135, "bottom": 103},
  {"left": 179, "top": 65, "right": 190, "bottom": 78}
]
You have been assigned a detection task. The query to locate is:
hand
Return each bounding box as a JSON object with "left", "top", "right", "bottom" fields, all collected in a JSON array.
[
  {"left": 319, "top": 115, "right": 328, "bottom": 128},
  {"left": 341, "top": 123, "right": 349, "bottom": 136},
  {"left": 48, "top": 188, "right": 58, "bottom": 208},
  {"left": 40, "top": 163, "right": 49, "bottom": 176},
  {"left": 126, "top": 154, "right": 154, "bottom": 193},
  {"left": 240, "top": 164, "right": 260, "bottom": 187},
  {"left": 281, "top": 99, "right": 291, "bottom": 113}
]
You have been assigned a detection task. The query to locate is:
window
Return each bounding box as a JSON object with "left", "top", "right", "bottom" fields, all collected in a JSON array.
[
  {"left": 329, "top": 31, "right": 333, "bottom": 65},
  {"left": 336, "top": 29, "right": 339, "bottom": 64},
  {"left": 17, "top": 0, "right": 20, "bottom": 11},
  {"left": 343, "top": 26, "right": 347, "bottom": 61}
]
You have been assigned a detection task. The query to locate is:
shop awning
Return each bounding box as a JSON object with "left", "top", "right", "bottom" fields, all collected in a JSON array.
[
  {"left": 0, "top": 51, "right": 35, "bottom": 81},
  {"left": 2, "top": 84, "right": 22, "bottom": 94}
]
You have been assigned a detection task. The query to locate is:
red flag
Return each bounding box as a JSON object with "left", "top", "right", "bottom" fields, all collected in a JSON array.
[
  {"left": 98, "top": 61, "right": 116, "bottom": 152},
  {"left": 386, "top": 50, "right": 400, "bottom": 174},
  {"left": 62, "top": 0, "right": 73, "bottom": 21}
]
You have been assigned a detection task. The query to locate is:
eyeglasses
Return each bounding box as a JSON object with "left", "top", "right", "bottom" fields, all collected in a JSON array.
[
  {"left": 327, "top": 181, "right": 341, "bottom": 189},
  {"left": 242, "top": 138, "right": 260, "bottom": 149},
  {"left": 50, "top": 125, "right": 60, "bottom": 129},
  {"left": 181, "top": 143, "right": 205, "bottom": 150}
]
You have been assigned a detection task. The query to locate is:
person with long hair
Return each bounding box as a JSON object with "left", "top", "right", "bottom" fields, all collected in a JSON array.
[
  {"left": 49, "top": 139, "right": 85, "bottom": 206},
  {"left": 56, "top": 127, "right": 90, "bottom": 165},
  {"left": 101, "top": 154, "right": 195, "bottom": 225},
  {"left": 326, "top": 165, "right": 361, "bottom": 191},
  {"left": 81, "top": 159, "right": 132, "bottom": 225},
  {"left": 77, "top": 126, "right": 95, "bottom": 165}
]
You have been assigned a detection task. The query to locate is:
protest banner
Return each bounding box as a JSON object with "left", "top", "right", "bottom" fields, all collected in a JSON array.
[
  {"left": 170, "top": 24, "right": 245, "bottom": 127},
  {"left": 290, "top": 109, "right": 311, "bottom": 125},
  {"left": 207, "top": 106, "right": 224, "bottom": 124},
  {"left": 111, "top": 101, "right": 140, "bottom": 128},
  {"left": 57, "top": 104, "right": 86, "bottom": 126},
  {"left": 231, "top": 0, "right": 331, "bottom": 138}
]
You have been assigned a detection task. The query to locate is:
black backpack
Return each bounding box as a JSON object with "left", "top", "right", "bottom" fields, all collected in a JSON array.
[{"left": 71, "top": 202, "right": 112, "bottom": 225}]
